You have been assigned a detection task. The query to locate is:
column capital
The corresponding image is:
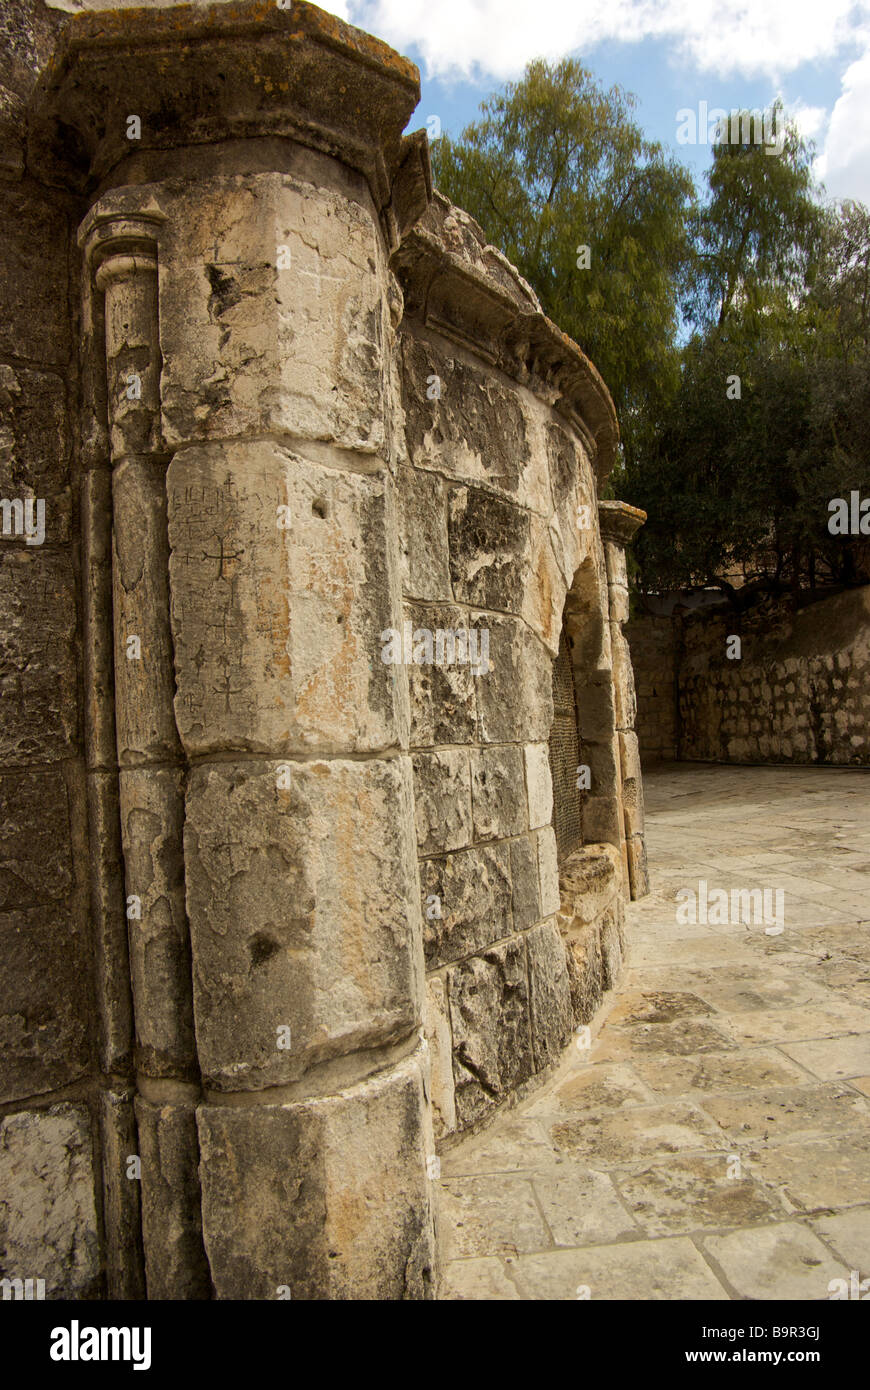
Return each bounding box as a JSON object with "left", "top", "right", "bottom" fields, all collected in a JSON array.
[
  {"left": 29, "top": 1, "right": 431, "bottom": 252},
  {"left": 599, "top": 499, "right": 647, "bottom": 547}
]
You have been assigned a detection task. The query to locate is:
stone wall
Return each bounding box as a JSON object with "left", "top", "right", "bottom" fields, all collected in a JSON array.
[
  {"left": 628, "top": 587, "right": 870, "bottom": 766},
  {"left": 625, "top": 612, "right": 678, "bottom": 762},
  {"left": 0, "top": 0, "right": 648, "bottom": 1299}
]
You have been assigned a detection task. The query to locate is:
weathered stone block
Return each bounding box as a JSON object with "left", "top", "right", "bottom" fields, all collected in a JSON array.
[
  {"left": 510, "top": 834, "right": 541, "bottom": 931},
  {"left": 397, "top": 465, "right": 451, "bottom": 601},
  {"left": 100, "top": 1089, "right": 145, "bottom": 1300},
  {"left": 401, "top": 333, "right": 533, "bottom": 502},
  {"left": 198, "top": 1050, "right": 436, "bottom": 1299},
  {"left": 600, "top": 901, "right": 625, "bottom": 989},
  {"left": 160, "top": 173, "right": 389, "bottom": 451},
  {"left": 0, "top": 364, "right": 71, "bottom": 544},
  {"left": 447, "top": 937, "right": 534, "bottom": 1128},
  {"left": 135, "top": 1095, "right": 210, "bottom": 1301},
  {"left": 406, "top": 602, "right": 477, "bottom": 746},
  {"left": 559, "top": 842, "right": 621, "bottom": 925},
  {"left": 86, "top": 769, "right": 133, "bottom": 1074},
  {"left": 423, "top": 975, "right": 456, "bottom": 1139},
  {"left": 563, "top": 918, "right": 605, "bottom": 1024},
  {"left": 412, "top": 749, "right": 472, "bottom": 855},
  {"left": 448, "top": 485, "right": 530, "bottom": 612},
  {"left": 0, "top": 906, "right": 90, "bottom": 1105},
  {"left": 469, "top": 744, "right": 526, "bottom": 841},
  {"left": 527, "top": 920, "right": 573, "bottom": 1068},
  {"left": 420, "top": 842, "right": 512, "bottom": 969},
  {"left": 0, "top": 549, "right": 79, "bottom": 763},
  {"left": 0, "top": 1105, "right": 99, "bottom": 1299},
  {"left": 524, "top": 741, "right": 554, "bottom": 831},
  {"left": 0, "top": 769, "right": 73, "bottom": 911},
  {"left": 168, "top": 438, "right": 405, "bottom": 757},
  {"left": 185, "top": 757, "right": 423, "bottom": 1090},
  {"left": 537, "top": 826, "right": 561, "bottom": 917},
  {"left": 0, "top": 187, "right": 69, "bottom": 366},
  {"left": 474, "top": 613, "right": 552, "bottom": 744},
  {"left": 626, "top": 834, "right": 650, "bottom": 901},
  {"left": 522, "top": 514, "right": 566, "bottom": 654},
  {"left": 619, "top": 729, "right": 645, "bottom": 838},
  {"left": 119, "top": 766, "right": 196, "bottom": 1079}
]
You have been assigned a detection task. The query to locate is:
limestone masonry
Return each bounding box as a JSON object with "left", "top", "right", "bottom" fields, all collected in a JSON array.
[{"left": 0, "top": 0, "right": 648, "bottom": 1298}]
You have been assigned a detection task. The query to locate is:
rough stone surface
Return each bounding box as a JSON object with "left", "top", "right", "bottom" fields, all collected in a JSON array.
[
  {"left": 198, "top": 1051, "right": 437, "bottom": 1300},
  {"left": 185, "top": 757, "right": 423, "bottom": 1089},
  {"left": 469, "top": 744, "right": 527, "bottom": 842},
  {"left": 0, "top": 905, "right": 91, "bottom": 1104},
  {"left": 133, "top": 1096, "right": 210, "bottom": 1301},
  {"left": 168, "top": 439, "right": 406, "bottom": 758},
  {"left": 412, "top": 750, "right": 472, "bottom": 855},
  {"left": 437, "top": 764, "right": 870, "bottom": 1299},
  {"left": 0, "top": 550, "right": 79, "bottom": 764},
  {"left": 0, "top": 0, "right": 648, "bottom": 1301},
  {"left": 420, "top": 842, "right": 512, "bottom": 970},
  {"left": 448, "top": 937, "right": 535, "bottom": 1128},
  {"left": 0, "top": 1105, "right": 100, "bottom": 1299}
]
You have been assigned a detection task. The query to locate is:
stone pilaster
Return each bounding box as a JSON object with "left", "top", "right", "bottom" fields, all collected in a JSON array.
[
  {"left": 599, "top": 500, "right": 649, "bottom": 899},
  {"left": 58, "top": 2, "right": 437, "bottom": 1300},
  {"left": 79, "top": 202, "right": 209, "bottom": 1299}
]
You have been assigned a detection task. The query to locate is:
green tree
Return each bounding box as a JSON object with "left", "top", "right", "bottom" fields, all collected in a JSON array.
[{"left": 429, "top": 59, "right": 696, "bottom": 466}]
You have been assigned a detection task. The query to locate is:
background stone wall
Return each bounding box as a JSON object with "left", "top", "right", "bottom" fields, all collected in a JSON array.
[
  {"left": 625, "top": 611, "right": 678, "bottom": 762},
  {"left": 628, "top": 587, "right": 870, "bottom": 766}
]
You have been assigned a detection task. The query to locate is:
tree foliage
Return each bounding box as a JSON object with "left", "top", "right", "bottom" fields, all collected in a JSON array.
[
  {"left": 431, "top": 74, "right": 870, "bottom": 600},
  {"left": 429, "top": 60, "right": 695, "bottom": 465}
]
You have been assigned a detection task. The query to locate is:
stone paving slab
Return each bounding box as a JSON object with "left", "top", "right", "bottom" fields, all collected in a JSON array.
[{"left": 437, "top": 764, "right": 870, "bottom": 1299}]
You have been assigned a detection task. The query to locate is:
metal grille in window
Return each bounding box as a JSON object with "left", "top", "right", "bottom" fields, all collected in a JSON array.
[{"left": 548, "top": 628, "right": 583, "bottom": 862}]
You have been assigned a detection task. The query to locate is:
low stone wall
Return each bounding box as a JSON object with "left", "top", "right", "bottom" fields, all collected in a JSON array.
[{"left": 628, "top": 587, "right": 870, "bottom": 766}]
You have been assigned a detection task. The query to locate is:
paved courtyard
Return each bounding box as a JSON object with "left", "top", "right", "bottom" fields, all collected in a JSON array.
[{"left": 437, "top": 763, "right": 870, "bottom": 1300}]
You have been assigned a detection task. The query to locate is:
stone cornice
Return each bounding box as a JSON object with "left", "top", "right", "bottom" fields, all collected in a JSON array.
[
  {"left": 27, "top": 1, "right": 432, "bottom": 249},
  {"left": 599, "top": 499, "right": 647, "bottom": 545},
  {"left": 392, "top": 194, "right": 620, "bottom": 483}
]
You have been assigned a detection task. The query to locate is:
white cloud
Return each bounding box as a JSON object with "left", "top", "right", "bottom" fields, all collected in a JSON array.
[
  {"left": 789, "top": 103, "right": 828, "bottom": 142},
  {"left": 816, "top": 48, "right": 870, "bottom": 201},
  {"left": 332, "top": 0, "right": 870, "bottom": 82}
]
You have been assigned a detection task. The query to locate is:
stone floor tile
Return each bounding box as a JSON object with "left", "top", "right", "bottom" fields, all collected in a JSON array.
[
  {"left": 524, "top": 1062, "right": 654, "bottom": 1117},
  {"left": 440, "top": 1116, "right": 558, "bottom": 1177},
  {"left": 699, "top": 1222, "right": 849, "bottom": 1300},
  {"left": 439, "top": 1174, "right": 550, "bottom": 1258},
  {"left": 629, "top": 1047, "right": 809, "bottom": 1098},
  {"left": 744, "top": 1132, "right": 870, "bottom": 1211},
  {"left": 531, "top": 1166, "right": 639, "bottom": 1245},
  {"left": 698, "top": 1083, "right": 870, "bottom": 1145},
  {"left": 440, "top": 1257, "right": 521, "bottom": 1300},
  {"left": 810, "top": 1208, "right": 870, "bottom": 1277},
  {"left": 506, "top": 1238, "right": 729, "bottom": 1300},
  {"left": 549, "top": 1101, "right": 722, "bottom": 1162},
  {"left": 781, "top": 1034, "right": 870, "bottom": 1081},
  {"left": 612, "top": 1153, "right": 784, "bottom": 1235}
]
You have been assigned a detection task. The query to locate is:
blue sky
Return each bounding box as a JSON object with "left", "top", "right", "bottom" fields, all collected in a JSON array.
[{"left": 323, "top": 1, "right": 870, "bottom": 204}]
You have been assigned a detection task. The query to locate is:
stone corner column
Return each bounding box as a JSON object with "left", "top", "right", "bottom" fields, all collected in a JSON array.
[
  {"left": 599, "top": 500, "right": 649, "bottom": 899},
  {"left": 50, "top": 0, "right": 439, "bottom": 1302}
]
